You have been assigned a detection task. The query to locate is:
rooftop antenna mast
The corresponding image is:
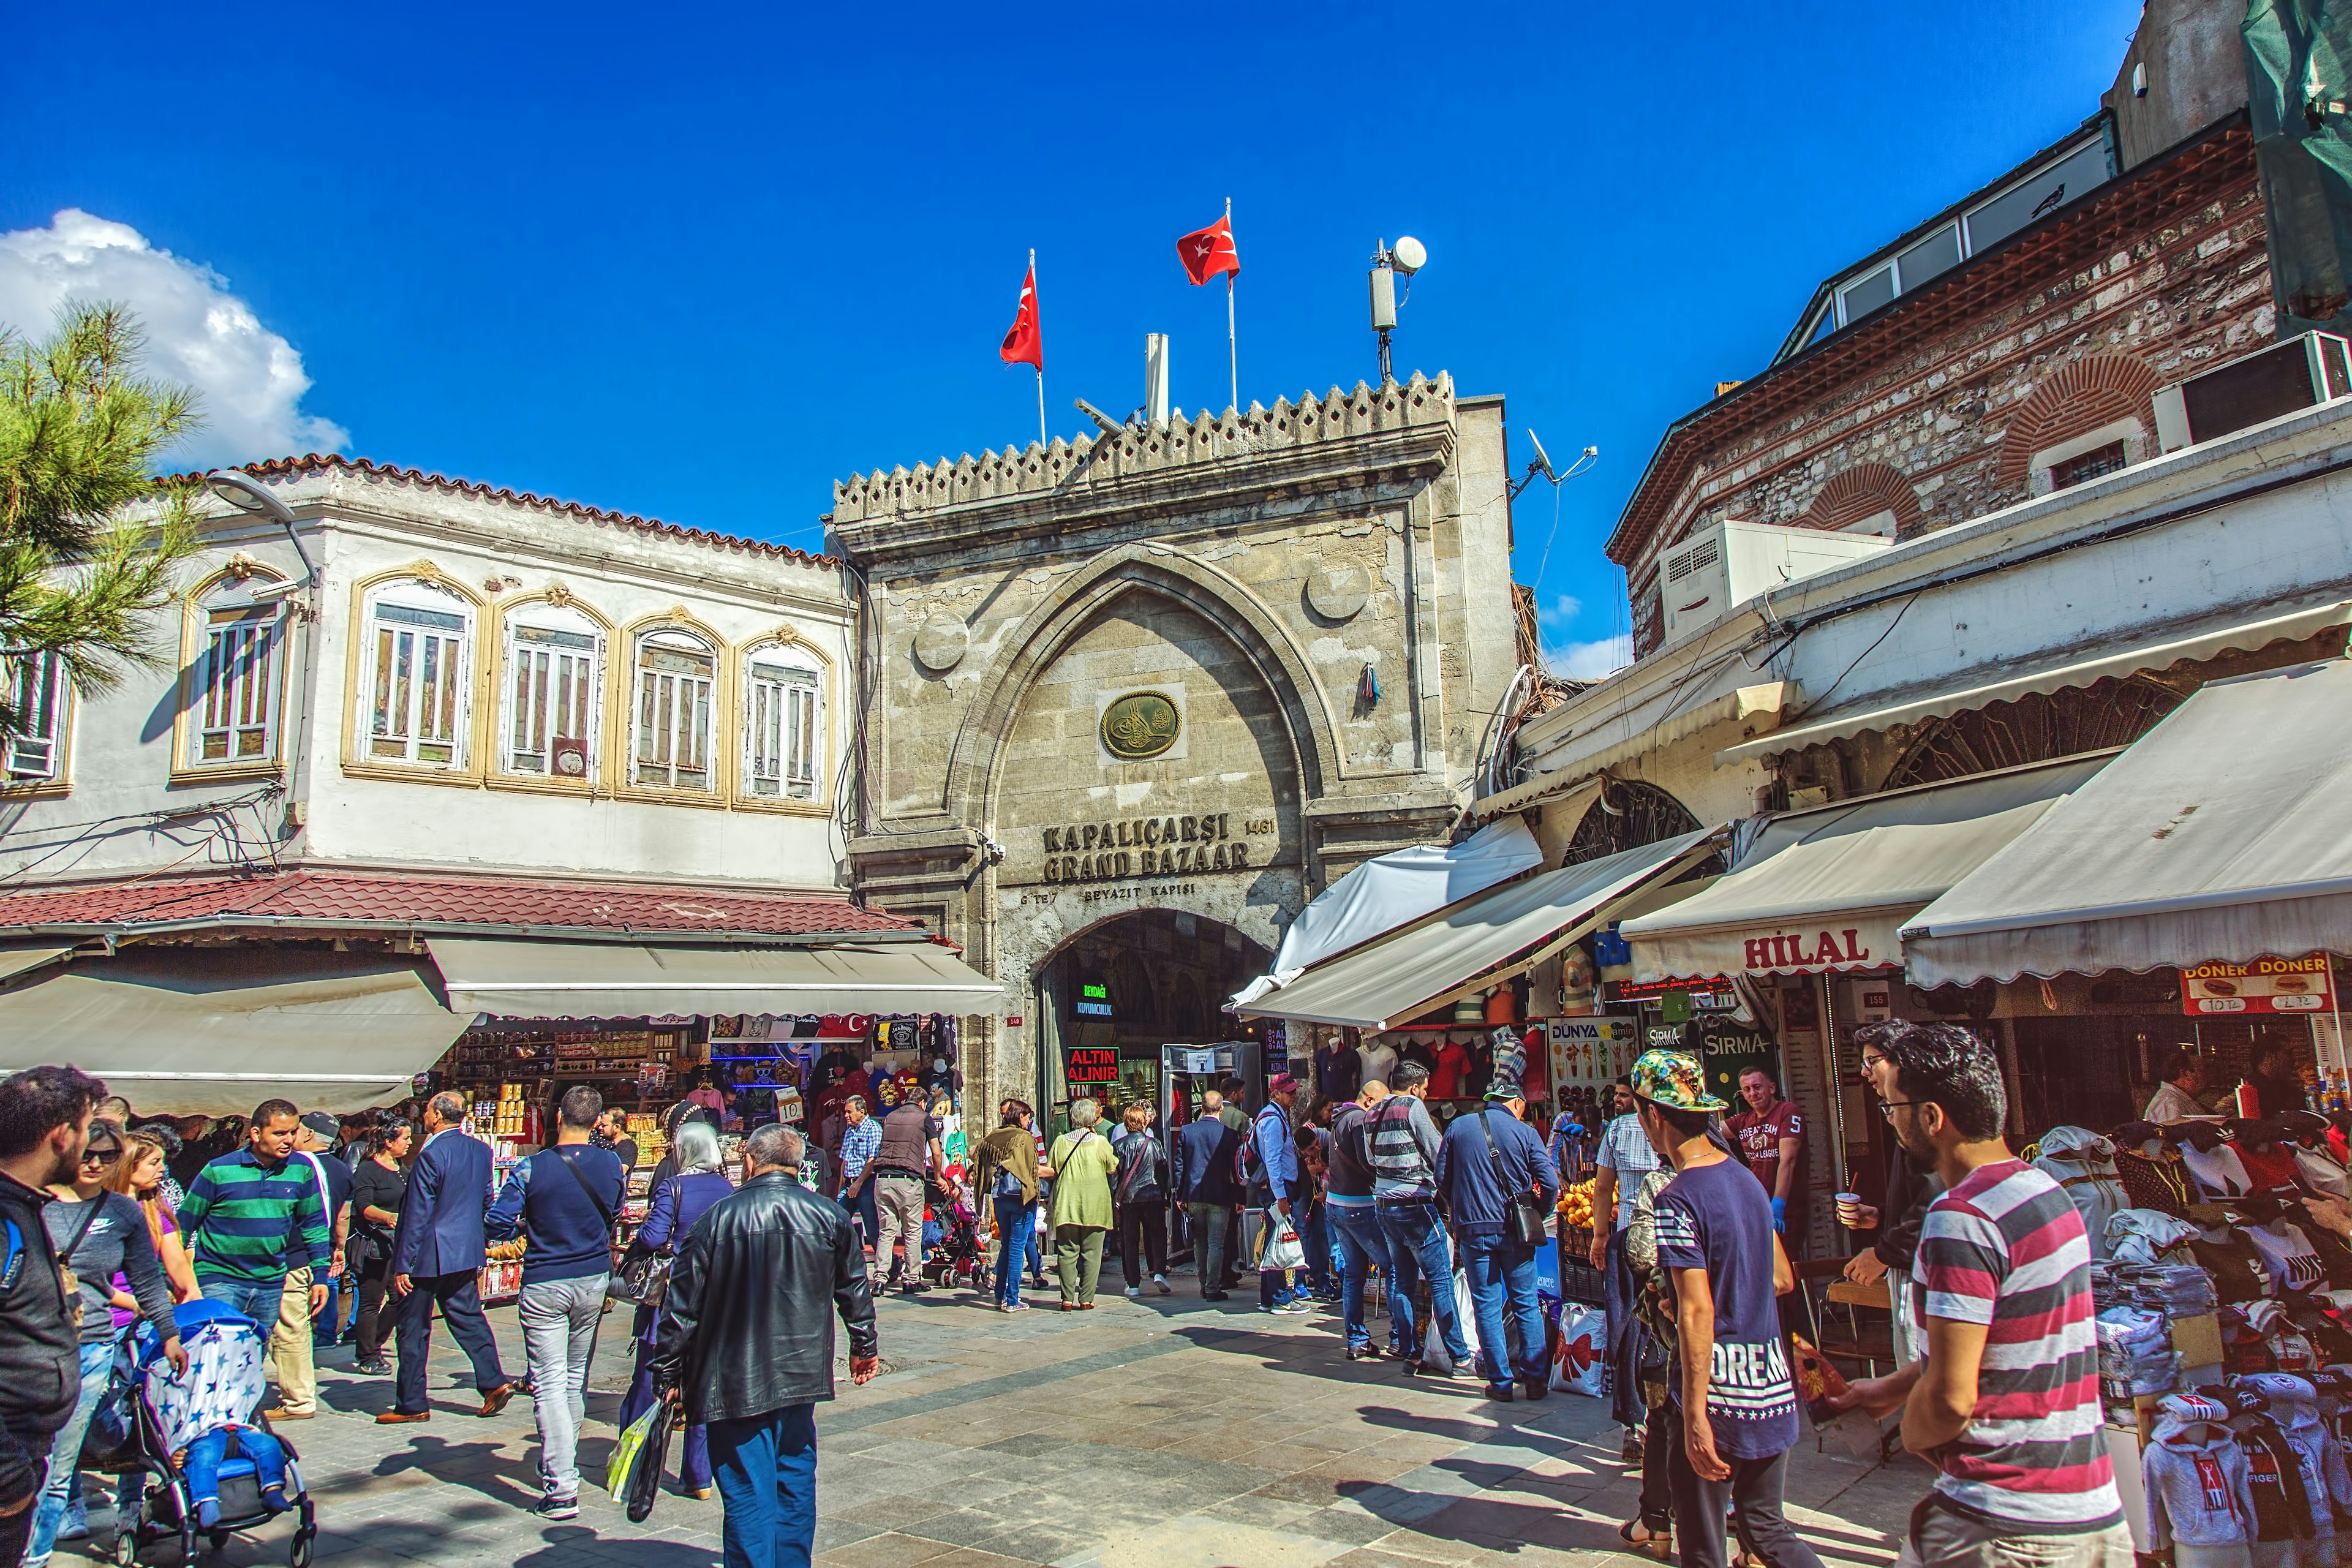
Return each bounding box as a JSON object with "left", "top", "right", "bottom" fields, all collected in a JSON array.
[{"left": 1367, "top": 235, "right": 1426, "bottom": 385}]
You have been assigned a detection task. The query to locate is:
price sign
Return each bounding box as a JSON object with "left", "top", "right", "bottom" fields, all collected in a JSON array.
[{"left": 2179, "top": 954, "right": 2335, "bottom": 1015}]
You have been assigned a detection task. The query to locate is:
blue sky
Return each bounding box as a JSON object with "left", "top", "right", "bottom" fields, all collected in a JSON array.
[{"left": 4, "top": 0, "right": 2143, "bottom": 673}]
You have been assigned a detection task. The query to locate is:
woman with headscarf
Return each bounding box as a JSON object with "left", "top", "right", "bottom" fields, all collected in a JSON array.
[{"left": 617, "top": 1120, "right": 732, "bottom": 1498}]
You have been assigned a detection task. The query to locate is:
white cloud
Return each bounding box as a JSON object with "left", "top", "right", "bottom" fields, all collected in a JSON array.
[
  {"left": 1545, "top": 634, "right": 1632, "bottom": 680},
  {"left": 0, "top": 209, "right": 347, "bottom": 466},
  {"left": 1539, "top": 593, "right": 1581, "bottom": 626}
]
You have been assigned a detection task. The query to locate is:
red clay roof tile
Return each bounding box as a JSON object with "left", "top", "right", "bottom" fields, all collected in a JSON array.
[{"left": 0, "top": 869, "right": 910, "bottom": 940}]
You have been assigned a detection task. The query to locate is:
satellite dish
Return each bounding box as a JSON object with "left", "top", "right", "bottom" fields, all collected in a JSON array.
[
  {"left": 1390, "top": 235, "right": 1427, "bottom": 275},
  {"left": 1527, "top": 429, "right": 1556, "bottom": 482}
]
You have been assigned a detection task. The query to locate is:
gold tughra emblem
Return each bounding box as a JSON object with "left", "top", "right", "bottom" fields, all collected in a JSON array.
[{"left": 1101, "top": 691, "right": 1180, "bottom": 760}]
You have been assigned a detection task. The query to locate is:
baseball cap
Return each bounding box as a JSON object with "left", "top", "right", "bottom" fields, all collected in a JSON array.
[
  {"left": 300, "top": 1112, "right": 339, "bottom": 1140},
  {"left": 1628, "top": 1049, "right": 1728, "bottom": 1114}
]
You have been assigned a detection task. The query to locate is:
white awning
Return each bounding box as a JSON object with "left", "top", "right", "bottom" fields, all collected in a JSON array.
[
  {"left": 1233, "top": 826, "right": 1725, "bottom": 1031},
  {"left": 1620, "top": 754, "right": 2111, "bottom": 982},
  {"left": 1539, "top": 681, "right": 1796, "bottom": 786},
  {"left": 428, "top": 938, "right": 1005, "bottom": 1020},
  {"left": 0, "top": 944, "right": 73, "bottom": 984},
  {"left": 1904, "top": 658, "right": 2352, "bottom": 985},
  {"left": 0, "top": 949, "right": 465, "bottom": 1116},
  {"left": 1229, "top": 817, "right": 1546, "bottom": 1008},
  {"left": 1716, "top": 598, "right": 2352, "bottom": 766}
]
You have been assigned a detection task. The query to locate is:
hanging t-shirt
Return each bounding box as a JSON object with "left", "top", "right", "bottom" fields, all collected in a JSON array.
[
  {"left": 2246, "top": 1220, "right": 2330, "bottom": 1297},
  {"left": 1653, "top": 1156, "right": 1798, "bottom": 1460},
  {"left": 2179, "top": 1143, "right": 2256, "bottom": 1200},
  {"left": 1427, "top": 1041, "right": 1469, "bottom": 1101}
]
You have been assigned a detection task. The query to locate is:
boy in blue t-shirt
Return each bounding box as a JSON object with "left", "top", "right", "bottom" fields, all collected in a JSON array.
[{"left": 1630, "top": 1049, "right": 1820, "bottom": 1568}]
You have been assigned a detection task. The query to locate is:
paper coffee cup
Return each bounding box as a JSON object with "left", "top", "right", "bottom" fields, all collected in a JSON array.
[{"left": 1834, "top": 1191, "right": 1862, "bottom": 1227}]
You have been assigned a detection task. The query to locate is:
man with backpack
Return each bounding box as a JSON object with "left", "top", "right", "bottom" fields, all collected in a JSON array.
[
  {"left": 486, "top": 1085, "right": 627, "bottom": 1520},
  {"left": 1435, "top": 1054, "right": 1561, "bottom": 1401},
  {"left": 1245, "top": 1076, "right": 1306, "bottom": 1314},
  {"left": 1368, "top": 1061, "right": 1472, "bottom": 1375}
]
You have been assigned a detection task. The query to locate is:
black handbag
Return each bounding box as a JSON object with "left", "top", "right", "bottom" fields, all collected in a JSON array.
[{"left": 1474, "top": 1107, "right": 1550, "bottom": 1250}]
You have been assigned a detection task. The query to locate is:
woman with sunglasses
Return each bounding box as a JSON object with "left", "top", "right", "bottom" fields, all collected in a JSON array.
[{"left": 20, "top": 1125, "right": 187, "bottom": 1568}]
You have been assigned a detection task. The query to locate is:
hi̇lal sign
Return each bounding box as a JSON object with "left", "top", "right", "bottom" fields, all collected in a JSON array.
[{"left": 1740, "top": 929, "right": 1874, "bottom": 972}]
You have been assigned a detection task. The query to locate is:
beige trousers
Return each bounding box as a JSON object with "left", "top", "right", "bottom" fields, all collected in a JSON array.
[{"left": 266, "top": 1265, "right": 317, "bottom": 1414}]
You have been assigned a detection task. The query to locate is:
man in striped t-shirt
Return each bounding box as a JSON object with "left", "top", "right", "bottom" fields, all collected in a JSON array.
[{"left": 1829, "top": 1023, "right": 2126, "bottom": 1568}]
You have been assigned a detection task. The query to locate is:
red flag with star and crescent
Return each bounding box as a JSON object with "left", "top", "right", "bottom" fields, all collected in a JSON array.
[
  {"left": 1000, "top": 262, "right": 1042, "bottom": 369},
  {"left": 1176, "top": 214, "right": 1240, "bottom": 285}
]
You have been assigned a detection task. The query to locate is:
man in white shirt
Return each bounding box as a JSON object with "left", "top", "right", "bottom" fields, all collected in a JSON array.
[
  {"left": 1586, "top": 1077, "right": 1662, "bottom": 1460},
  {"left": 2142, "top": 1049, "right": 2212, "bottom": 1124}
]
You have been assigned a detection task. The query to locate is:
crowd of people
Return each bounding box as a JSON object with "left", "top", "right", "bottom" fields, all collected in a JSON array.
[{"left": 0, "top": 1012, "right": 2136, "bottom": 1568}]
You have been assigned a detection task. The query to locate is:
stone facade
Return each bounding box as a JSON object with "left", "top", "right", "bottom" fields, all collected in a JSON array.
[
  {"left": 829, "top": 374, "right": 1521, "bottom": 1110},
  {"left": 1612, "top": 119, "right": 2272, "bottom": 657}
]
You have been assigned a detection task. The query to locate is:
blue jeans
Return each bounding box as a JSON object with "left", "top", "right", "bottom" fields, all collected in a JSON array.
[
  {"left": 1300, "top": 1199, "right": 1333, "bottom": 1295},
  {"left": 1327, "top": 1202, "right": 1386, "bottom": 1351},
  {"left": 1375, "top": 1202, "right": 1469, "bottom": 1365},
  {"left": 709, "top": 1402, "right": 819, "bottom": 1568},
  {"left": 993, "top": 1194, "right": 1028, "bottom": 1306},
  {"left": 28, "top": 1338, "right": 116, "bottom": 1564},
  {"left": 198, "top": 1275, "right": 285, "bottom": 1325},
  {"left": 1604, "top": 1227, "right": 1648, "bottom": 1429},
  {"left": 1460, "top": 1232, "right": 1546, "bottom": 1387}
]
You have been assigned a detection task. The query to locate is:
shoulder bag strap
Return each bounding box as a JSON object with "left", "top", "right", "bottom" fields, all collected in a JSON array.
[
  {"left": 552, "top": 1149, "right": 619, "bottom": 1234},
  {"left": 54, "top": 1196, "right": 104, "bottom": 1265},
  {"left": 1472, "top": 1106, "right": 1514, "bottom": 1189}
]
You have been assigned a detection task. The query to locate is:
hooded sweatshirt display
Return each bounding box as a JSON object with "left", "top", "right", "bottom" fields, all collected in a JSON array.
[
  {"left": 2244, "top": 1221, "right": 2331, "bottom": 1299},
  {"left": 2032, "top": 1127, "right": 2130, "bottom": 1262},
  {"left": 2108, "top": 1208, "right": 2201, "bottom": 1266},
  {"left": 2182, "top": 1142, "right": 2259, "bottom": 1201},
  {"left": 2237, "top": 1376, "right": 2352, "bottom": 1541},
  {"left": 2149, "top": 1394, "right": 2256, "bottom": 1550}
]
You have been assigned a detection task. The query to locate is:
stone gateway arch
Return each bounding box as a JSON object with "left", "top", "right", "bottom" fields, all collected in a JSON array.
[{"left": 830, "top": 374, "right": 1524, "bottom": 1115}]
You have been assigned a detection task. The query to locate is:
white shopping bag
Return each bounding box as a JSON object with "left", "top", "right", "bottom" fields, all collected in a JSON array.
[
  {"left": 1452, "top": 1270, "right": 1483, "bottom": 1359},
  {"left": 1551, "top": 1303, "right": 1606, "bottom": 1396}
]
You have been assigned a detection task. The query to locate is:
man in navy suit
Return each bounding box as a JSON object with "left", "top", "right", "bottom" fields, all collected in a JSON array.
[{"left": 378, "top": 1091, "right": 516, "bottom": 1423}]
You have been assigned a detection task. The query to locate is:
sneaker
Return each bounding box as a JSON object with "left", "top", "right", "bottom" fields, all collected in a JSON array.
[
  {"left": 1484, "top": 1382, "right": 1515, "bottom": 1403},
  {"left": 354, "top": 1357, "right": 392, "bottom": 1376},
  {"left": 56, "top": 1512, "right": 88, "bottom": 1543},
  {"left": 1201, "top": 1288, "right": 1228, "bottom": 1301},
  {"left": 532, "top": 1496, "right": 579, "bottom": 1521},
  {"left": 1269, "top": 1298, "right": 1313, "bottom": 1314},
  {"left": 1153, "top": 1274, "right": 1172, "bottom": 1295},
  {"left": 1123, "top": 1286, "right": 1141, "bottom": 1298},
  {"left": 1344, "top": 1344, "right": 1386, "bottom": 1361}
]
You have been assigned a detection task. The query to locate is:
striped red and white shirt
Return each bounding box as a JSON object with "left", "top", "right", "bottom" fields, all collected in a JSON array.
[{"left": 1914, "top": 1158, "right": 2122, "bottom": 1534}]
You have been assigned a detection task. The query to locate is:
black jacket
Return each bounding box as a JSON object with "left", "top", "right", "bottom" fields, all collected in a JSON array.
[
  {"left": 0, "top": 1173, "right": 80, "bottom": 1502},
  {"left": 649, "top": 1170, "right": 877, "bottom": 1424},
  {"left": 1871, "top": 1139, "right": 1943, "bottom": 1272}
]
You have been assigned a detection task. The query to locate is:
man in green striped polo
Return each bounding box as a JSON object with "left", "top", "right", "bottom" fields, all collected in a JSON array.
[{"left": 178, "top": 1100, "right": 331, "bottom": 1415}]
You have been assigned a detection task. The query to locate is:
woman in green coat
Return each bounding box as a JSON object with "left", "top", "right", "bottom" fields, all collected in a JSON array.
[{"left": 1045, "top": 1098, "right": 1120, "bottom": 1308}]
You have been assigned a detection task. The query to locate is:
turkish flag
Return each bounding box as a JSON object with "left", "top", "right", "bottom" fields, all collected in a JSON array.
[
  {"left": 1000, "top": 262, "right": 1042, "bottom": 370},
  {"left": 1176, "top": 214, "right": 1240, "bottom": 285}
]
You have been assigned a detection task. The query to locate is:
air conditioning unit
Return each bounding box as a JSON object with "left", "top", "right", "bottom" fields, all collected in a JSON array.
[
  {"left": 1658, "top": 519, "right": 1896, "bottom": 652},
  {"left": 2154, "top": 331, "right": 2352, "bottom": 453}
]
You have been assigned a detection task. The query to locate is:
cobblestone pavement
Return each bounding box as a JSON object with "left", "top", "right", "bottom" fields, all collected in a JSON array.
[{"left": 81, "top": 1281, "right": 1926, "bottom": 1568}]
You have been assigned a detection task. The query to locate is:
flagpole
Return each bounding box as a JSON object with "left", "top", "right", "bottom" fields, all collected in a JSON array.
[
  {"left": 1224, "top": 197, "right": 1238, "bottom": 413},
  {"left": 1031, "top": 247, "right": 1047, "bottom": 448}
]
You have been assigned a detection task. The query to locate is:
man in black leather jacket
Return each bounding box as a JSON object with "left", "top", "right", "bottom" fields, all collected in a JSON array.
[
  {"left": 0, "top": 1066, "right": 105, "bottom": 1566},
  {"left": 653, "top": 1122, "right": 877, "bottom": 1567}
]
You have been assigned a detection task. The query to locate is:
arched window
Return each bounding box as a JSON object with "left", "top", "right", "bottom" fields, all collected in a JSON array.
[
  {"left": 632, "top": 627, "right": 717, "bottom": 791},
  {"left": 189, "top": 578, "right": 288, "bottom": 768},
  {"left": 1562, "top": 778, "right": 1714, "bottom": 869},
  {"left": 4, "top": 652, "right": 69, "bottom": 782},
  {"left": 361, "top": 580, "right": 473, "bottom": 768},
  {"left": 742, "top": 643, "right": 822, "bottom": 802},
  {"left": 502, "top": 603, "right": 603, "bottom": 778}
]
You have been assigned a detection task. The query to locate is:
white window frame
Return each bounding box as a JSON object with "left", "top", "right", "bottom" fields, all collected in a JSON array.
[
  {"left": 631, "top": 628, "right": 717, "bottom": 792},
  {"left": 362, "top": 583, "right": 473, "bottom": 769},
  {"left": 189, "top": 592, "right": 284, "bottom": 768},
  {"left": 743, "top": 647, "right": 823, "bottom": 802},
  {"left": 501, "top": 606, "right": 603, "bottom": 779},
  {"left": 4, "top": 651, "right": 69, "bottom": 782}
]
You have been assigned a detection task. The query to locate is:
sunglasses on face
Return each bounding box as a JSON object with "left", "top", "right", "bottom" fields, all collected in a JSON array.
[{"left": 82, "top": 1146, "right": 121, "bottom": 1165}]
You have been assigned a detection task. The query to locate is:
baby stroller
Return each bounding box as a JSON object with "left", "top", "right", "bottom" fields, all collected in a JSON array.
[
  {"left": 921, "top": 1182, "right": 984, "bottom": 1290},
  {"left": 105, "top": 1299, "right": 315, "bottom": 1566}
]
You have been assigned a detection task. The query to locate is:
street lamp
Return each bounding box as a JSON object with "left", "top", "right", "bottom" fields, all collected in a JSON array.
[{"left": 204, "top": 470, "right": 318, "bottom": 592}]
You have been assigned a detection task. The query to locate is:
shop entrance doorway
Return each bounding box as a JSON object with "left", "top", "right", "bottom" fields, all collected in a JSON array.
[{"left": 1033, "top": 909, "right": 1273, "bottom": 1129}]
